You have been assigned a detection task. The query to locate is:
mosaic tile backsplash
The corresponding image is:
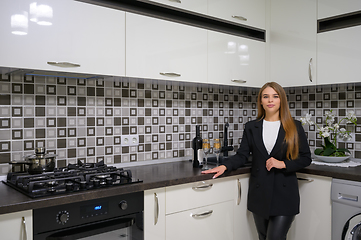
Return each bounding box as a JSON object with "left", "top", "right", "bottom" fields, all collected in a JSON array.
[{"left": 1, "top": 72, "right": 361, "bottom": 175}]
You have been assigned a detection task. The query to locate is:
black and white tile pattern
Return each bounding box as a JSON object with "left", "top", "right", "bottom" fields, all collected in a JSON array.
[{"left": 0, "top": 72, "right": 361, "bottom": 174}]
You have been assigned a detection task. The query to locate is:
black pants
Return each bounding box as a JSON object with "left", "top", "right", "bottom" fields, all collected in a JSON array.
[{"left": 253, "top": 213, "right": 295, "bottom": 240}]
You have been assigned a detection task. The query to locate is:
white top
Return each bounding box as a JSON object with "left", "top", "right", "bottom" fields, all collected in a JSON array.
[{"left": 263, "top": 120, "right": 281, "bottom": 154}]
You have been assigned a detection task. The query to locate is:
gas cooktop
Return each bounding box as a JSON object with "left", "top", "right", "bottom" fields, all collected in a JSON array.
[{"left": 3, "top": 161, "right": 142, "bottom": 198}]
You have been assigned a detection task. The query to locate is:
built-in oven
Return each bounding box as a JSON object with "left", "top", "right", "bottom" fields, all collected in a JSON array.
[{"left": 33, "top": 191, "right": 143, "bottom": 240}]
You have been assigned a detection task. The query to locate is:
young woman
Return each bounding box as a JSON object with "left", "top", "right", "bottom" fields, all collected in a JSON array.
[{"left": 202, "top": 82, "right": 311, "bottom": 240}]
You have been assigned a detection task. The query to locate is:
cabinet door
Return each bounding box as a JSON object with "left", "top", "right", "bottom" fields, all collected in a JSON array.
[
  {"left": 318, "top": 0, "right": 361, "bottom": 19},
  {"left": 0, "top": 210, "right": 33, "bottom": 240},
  {"left": 208, "top": 30, "right": 265, "bottom": 87},
  {"left": 317, "top": 26, "right": 361, "bottom": 85},
  {"left": 208, "top": 0, "right": 266, "bottom": 30},
  {"left": 268, "top": 0, "right": 316, "bottom": 87},
  {"left": 144, "top": 188, "right": 166, "bottom": 240},
  {"left": 166, "top": 201, "right": 233, "bottom": 240},
  {"left": 233, "top": 174, "right": 258, "bottom": 240},
  {"left": 287, "top": 173, "right": 332, "bottom": 240},
  {"left": 144, "top": 0, "right": 207, "bottom": 15},
  {"left": 0, "top": 0, "right": 125, "bottom": 76},
  {"left": 126, "top": 13, "right": 207, "bottom": 83}
]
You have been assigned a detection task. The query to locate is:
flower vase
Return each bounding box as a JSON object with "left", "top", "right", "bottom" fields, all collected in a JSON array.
[{"left": 315, "top": 154, "right": 350, "bottom": 163}]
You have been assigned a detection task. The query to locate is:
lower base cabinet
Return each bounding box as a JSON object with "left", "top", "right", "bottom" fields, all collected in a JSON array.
[
  {"left": 287, "top": 173, "right": 332, "bottom": 240},
  {"left": 0, "top": 210, "right": 32, "bottom": 240},
  {"left": 233, "top": 174, "right": 258, "bottom": 239},
  {"left": 144, "top": 173, "right": 331, "bottom": 239},
  {"left": 144, "top": 188, "right": 166, "bottom": 240},
  {"left": 166, "top": 201, "right": 234, "bottom": 240},
  {"left": 144, "top": 175, "right": 257, "bottom": 240}
]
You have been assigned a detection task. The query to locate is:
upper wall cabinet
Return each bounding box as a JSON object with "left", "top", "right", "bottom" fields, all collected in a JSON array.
[
  {"left": 144, "top": 0, "right": 208, "bottom": 15},
  {"left": 268, "top": 0, "right": 317, "bottom": 87},
  {"left": 0, "top": 0, "right": 125, "bottom": 77},
  {"left": 317, "top": 25, "right": 361, "bottom": 85},
  {"left": 126, "top": 13, "right": 208, "bottom": 83},
  {"left": 318, "top": 0, "right": 361, "bottom": 19},
  {"left": 207, "top": 0, "right": 266, "bottom": 30},
  {"left": 208, "top": 30, "right": 265, "bottom": 87}
]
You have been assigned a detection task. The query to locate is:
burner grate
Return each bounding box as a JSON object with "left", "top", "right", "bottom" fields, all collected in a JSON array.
[{"left": 3, "top": 161, "right": 142, "bottom": 198}]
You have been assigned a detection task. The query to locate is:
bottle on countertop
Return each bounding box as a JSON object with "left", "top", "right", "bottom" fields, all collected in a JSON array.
[{"left": 192, "top": 125, "right": 203, "bottom": 168}]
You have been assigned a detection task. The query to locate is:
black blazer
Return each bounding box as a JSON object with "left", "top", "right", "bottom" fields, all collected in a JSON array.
[{"left": 223, "top": 119, "right": 311, "bottom": 219}]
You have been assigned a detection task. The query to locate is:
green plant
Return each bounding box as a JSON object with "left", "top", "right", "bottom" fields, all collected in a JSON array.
[{"left": 300, "top": 110, "right": 357, "bottom": 157}]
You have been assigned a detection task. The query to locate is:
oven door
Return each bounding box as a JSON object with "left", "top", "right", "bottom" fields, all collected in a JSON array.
[{"left": 35, "top": 213, "right": 143, "bottom": 240}]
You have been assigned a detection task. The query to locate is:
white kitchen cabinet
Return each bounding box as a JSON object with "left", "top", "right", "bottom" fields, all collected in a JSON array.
[
  {"left": 268, "top": 0, "right": 317, "bottom": 87},
  {"left": 232, "top": 174, "right": 258, "bottom": 240},
  {"left": 144, "top": 0, "right": 207, "bottom": 15},
  {"left": 208, "top": 30, "right": 265, "bottom": 87},
  {"left": 144, "top": 188, "right": 166, "bottom": 240},
  {"left": 165, "top": 178, "right": 234, "bottom": 240},
  {"left": 318, "top": 0, "right": 361, "bottom": 19},
  {"left": 166, "top": 201, "right": 234, "bottom": 240},
  {"left": 126, "top": 12, "right": 207, "bottom": 83},
  {"left": 207, "top": 0, "right": 266, "bottom": 30},
  {"left": 0, "top": 0, "right": 125, "bottom": 77},
  {"left": 287, "top": 173, "right": 332, "bottom": 240},
  {"left": 317, "top": 26, "right": 361, "bottom": 85},
  {"left": 0, "top": 210, "right": 33, "bottom": 240}
]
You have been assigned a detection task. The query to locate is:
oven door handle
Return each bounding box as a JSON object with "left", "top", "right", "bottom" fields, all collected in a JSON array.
[{"left": 46, "top": 217, "right": 135, "bottom": 240}]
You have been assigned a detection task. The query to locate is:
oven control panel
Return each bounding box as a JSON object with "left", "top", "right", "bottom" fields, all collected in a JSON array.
[{"left": 33, "top": 191, "right": 143, "bottom": 234}]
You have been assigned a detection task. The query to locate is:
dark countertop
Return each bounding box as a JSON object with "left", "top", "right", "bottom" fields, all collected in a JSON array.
[{"left": 1, "top": 160, "right": 361, "bottom": 215}]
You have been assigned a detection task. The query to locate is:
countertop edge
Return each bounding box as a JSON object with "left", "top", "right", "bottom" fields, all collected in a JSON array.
[{"left": 1, "top": 160, "right": 361, "bottom": 215}]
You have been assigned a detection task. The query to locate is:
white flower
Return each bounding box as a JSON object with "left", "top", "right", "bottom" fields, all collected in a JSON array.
[
  {"left": 325, "top": 111, "right": 335, "bottom": 118},
  {"left": 300, "top": 110, "right": 357, "bottom": 147},
  {"left": 346, "top": 111, "right": 357, "bottom": 123},
  {"left": 321, "top": 132, "right": 330, "bottom": 138},
  {"left": 348, "top": 111, "right": 356, "bottom": 119},
  {"left": 339, "top": 128, "right": 347, "bottom": 133},
  {"left": 300, "top": 113, "right": 314, "bottom": 126}
]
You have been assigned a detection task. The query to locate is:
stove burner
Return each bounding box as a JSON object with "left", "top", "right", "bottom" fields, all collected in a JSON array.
[{"left": 3, "top": 160, "right": 142, "bottom": 198}]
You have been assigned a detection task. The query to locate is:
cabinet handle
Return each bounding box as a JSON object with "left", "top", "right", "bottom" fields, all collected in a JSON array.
[
  {"left": 232, "top": 15, "right": 247, "bottom": 21},
  {"left": 168, "top": 0, "right": 181, "bottom": 3},
  {"left": 154, "top": 193, "right": 159, "bottom": 225},
  {"left": 159, "top": 72, "right": 181, "bottom": 77},
  {"left": 308, "top": 58, "right": 313, "bottom": 82},
  {"left": 192, "top": 183, "right": 213, "bottom": 190},
  {"left": 22, "top": 216, "right": 27, "bottom": 240},
  {"left": 338, "top": 193, "right": 359, "bottom": 202},
  {"left": 231, "top": 79, "right": 247, "bottom": 84},
  {"left": 191, "top": 210, "right": 213, "bottom": 218},
  {"left": 237, "top": 179, "right": 241, "bottom": 205},
  {"left": 47, "top": 62, "right": 81, "bottom": 68},
  {"left": 297, "top": 177, "right": 314, "bottom": 182}
]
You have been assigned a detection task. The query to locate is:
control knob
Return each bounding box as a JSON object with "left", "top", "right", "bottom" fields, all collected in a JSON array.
[
  {"left": 56, "top": 211, "right": 70, "bottom": 225},
  {"left": 119, "top": 200, "right": 128, "bottom": 210}
]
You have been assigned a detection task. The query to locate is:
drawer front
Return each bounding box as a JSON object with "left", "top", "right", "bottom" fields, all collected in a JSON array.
[
  {"left": 166, "top": 201, "right": 233, "bottom": 240},
  {"left": 165, "top": 178, "right": 234, "bottom": 214}
]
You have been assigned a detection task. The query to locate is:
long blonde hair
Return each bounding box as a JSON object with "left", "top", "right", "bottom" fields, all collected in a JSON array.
[{"left": 257, "top": 82, "right": 299, "bottom": 160}]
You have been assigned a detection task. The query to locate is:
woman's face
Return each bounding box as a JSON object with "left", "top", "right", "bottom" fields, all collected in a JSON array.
[{"left": 261, "top": 87, "right": 281, "bottom": 117}]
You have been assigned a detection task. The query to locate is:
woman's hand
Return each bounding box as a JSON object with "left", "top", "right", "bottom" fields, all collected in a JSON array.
[
  {"left": 266, "top": 157, "right": 286, "bottom": 171},
  {"left": 201, "top": 165, "right": 227, "bottom": 179}
]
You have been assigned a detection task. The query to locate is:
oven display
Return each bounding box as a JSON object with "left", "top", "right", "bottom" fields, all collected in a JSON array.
[{"left": 80, "top": 202, "right": 108, "bottom": 218}]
